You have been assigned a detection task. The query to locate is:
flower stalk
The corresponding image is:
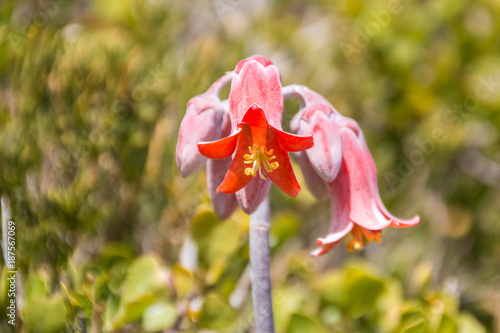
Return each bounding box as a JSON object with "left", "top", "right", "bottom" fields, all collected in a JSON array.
[{"left": 249, "top": 197, "right": 274, "bottom": 333}]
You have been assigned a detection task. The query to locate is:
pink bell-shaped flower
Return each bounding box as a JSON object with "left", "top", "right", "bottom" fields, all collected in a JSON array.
[{"left": 286, "top": 85, "right": 419, "bottom": 256}]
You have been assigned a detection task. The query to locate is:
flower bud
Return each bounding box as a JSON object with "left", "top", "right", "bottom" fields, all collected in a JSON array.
[{"left": 176, "top": 73, "right": 233, "bottom": 177}]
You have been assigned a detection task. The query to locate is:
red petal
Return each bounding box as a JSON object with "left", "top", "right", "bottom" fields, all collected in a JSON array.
[
  {"left": 241, "top": 104, "right": 269, "bottom": 127},
  {"left": 311, "top": 242, "right": 339, "bottom": 257},
  {"left": 275, "top": 127, "right": 314, "bottom": 152},
  {"left": 216, "top": 126, "right": 254, "bottom": 193},
  {"left": 264, "top": 128, "right": 301, "bottom": 197},
  {"left": 197, "top": 128, "right": 240, "bottom": 159}
]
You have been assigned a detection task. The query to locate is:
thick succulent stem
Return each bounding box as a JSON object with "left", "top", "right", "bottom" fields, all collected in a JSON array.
[{"left": 249, "top": 197, "right": 274, "bottom": 333}]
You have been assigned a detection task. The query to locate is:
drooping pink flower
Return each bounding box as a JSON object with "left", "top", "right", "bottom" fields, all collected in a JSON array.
[{"left": 287, "top": 85, "right": 419, "bottom": 256}]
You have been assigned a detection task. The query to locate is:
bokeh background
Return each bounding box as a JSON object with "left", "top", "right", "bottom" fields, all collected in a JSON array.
[{"left": 1, "top": 0, "right": 499, "bottom": 332}]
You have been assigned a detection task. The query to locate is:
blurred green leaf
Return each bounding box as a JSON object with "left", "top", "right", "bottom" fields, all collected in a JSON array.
[
  {"left": 121, "top": 254, "right": 169, "bottom": 304},
  {"left": 270, "top": 213, "right": 301, "bottom": 246},
  {"left": 26, "top": 276, "right": 47, "bottom": 298},
  {"left": 399, "top": 311, "right": 430, "bottom": 333},
  {"left": 110, "top": 254, "right": 170, "bottom": 327},
  {"left": 197, "top": 293, "right": 237, "bottom": 330},
  {"left": 172, "top": 264, "right": 194, "bottom": 298},
  {"left": 190, "top": 209, "right": 241, "bottom": 269},
  {"left": 103, "top": 293, "right": 121, "bottom": 331},
  {"left": 437, "top": 314, "right": 457, "bottom": 333},
  {"left": 91, "top": 0, "right": 133, "bottom": 24},
  {"left": 312, "top": 270, "right": 344, "bottom": 305},
  {"left": 457, "top": 313, "right": 487, "bottom": 333},
  {"left": 142, "top": 301, "right": 177, "bottom": 332},
  {"left": 22, "top": 294, "right": 69, "bottom": 333},
  {"left": 98, "top": 242, "right": 136, "bottom": 269},
  {"left": 287, "top": 313, "right": 324, "bottom": 333},
  {"left": 342, "top": 265, "right": 386, "bottom": 316}
]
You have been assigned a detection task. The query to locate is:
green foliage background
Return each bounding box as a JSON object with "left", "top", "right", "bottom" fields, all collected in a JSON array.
[{"left": 1, "top": 0, "right": 499, "bottom": 332}]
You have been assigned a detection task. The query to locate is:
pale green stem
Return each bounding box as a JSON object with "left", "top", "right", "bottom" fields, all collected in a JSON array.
[{"left": 249, "top": 197, "right": 274, "bottom": 333}]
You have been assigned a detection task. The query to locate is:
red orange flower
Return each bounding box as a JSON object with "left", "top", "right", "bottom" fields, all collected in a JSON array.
[
  {"left": 177, "top": 56, "right": 313, "bottom": 215},
  {"left": 198, "top": 104, "right": 313, "bottom": 197}
]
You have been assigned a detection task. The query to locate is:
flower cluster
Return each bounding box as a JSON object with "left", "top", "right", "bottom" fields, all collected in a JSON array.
[{"left": 177, "top": 55, "right": 419, "bottom": 255}]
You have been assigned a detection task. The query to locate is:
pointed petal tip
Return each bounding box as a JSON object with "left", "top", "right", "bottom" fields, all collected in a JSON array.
[
  {"left": 310, "top": 241, "right": 339, "bottom": 257},
  {"left": 390, "top": 214, "right": 420, "bottom": 228},
  {"left": 197, "top": 130, "right": 239, "bottom": 159},
  {"left": 235, "top": 55, "right": 274, "bottom": 74},
  {"left": 176, "top": 149, "right": 206, "bottom": 177},
  {"left": 310, "top": 248, "right": 322, "bottom": 258},
  {"left": 216, "top": 175, "right": 252, "bottom": 195},
  {"left": 270, "top": 175, "right": 300, "bottom": 198},
  {"left": 287, "top": 185, "right": 300, "bottom": 198},
  {"left": 235, "top": 178, "right": 272, "bottom": 214},
  {"left": 212, "top": 193, "right": 238, "bottom": 220},
  {"left": 276, "top": 129, "right": 314, "bottom": 152},
  {"left": 317, "top": 238, "right": 327, "bottom": 246},
  {"left": 241, "top": 104, "right": 268, "bottom": 127}
]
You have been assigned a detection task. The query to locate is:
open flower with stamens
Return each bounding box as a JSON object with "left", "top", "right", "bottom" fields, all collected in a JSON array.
[
  {"left": 198, "top": 103, "right": 313, "bottom": 198},
  {"left": 177, "top": 56, "right": 313, "bottom": 215}
]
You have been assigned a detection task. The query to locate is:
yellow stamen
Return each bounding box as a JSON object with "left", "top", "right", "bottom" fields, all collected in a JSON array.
[
  {"left": 243, "top": 144, "right": 279, "bottom": 179},
  {"left": 346, "top": 226, "right": 383, "bottom": 252},
  {"left": 347, "top": 239, "right": 363, "bottom": 253}
]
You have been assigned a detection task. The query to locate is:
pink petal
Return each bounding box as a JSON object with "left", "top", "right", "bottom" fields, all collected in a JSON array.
[
  {"left": 340, "top": 125, "right": 419, "bottom": 230},
  {"left": 206, "top": 113, "right": 238, "bottom": 219},
  {"left": 302, "top": 111, "right": 342, "bottom": 182},
  {"left": 311, "top": 161, "right": 353, "bottom": 257},
  {"left": 229, "top": 58, "right": 283, "bottom": 130},
  {"left": 207, "top": 158, "right": 238, "bottom": 220},
  {"left": 176, "top": 105, "right": 222, "bottom": 177},
  {"left": 339, "top": 126, "right": 389, "bottom": 230},
  {"left": 176, "top": 73, "right": 233, "bottom": 177},
  {"left": 286, "top": 85, "right": 338, "bottom": 132},
  {"left": 285, "top": 86, "right": 342, "bottom": 182},
  {"left": 377, "top": 198, "right": 420, "bottom": 228},
  {"left": 284, "top": 85, "right": 333, "bottom": 113},
  {"left": 236, "top": 177, "right": 272, "bottom": 214},
  {"left": 235, "top": 55, "right": 273, "bottom": 74},
  {"left": 293, "top": 152, "right": 328, "bottom": 201}
]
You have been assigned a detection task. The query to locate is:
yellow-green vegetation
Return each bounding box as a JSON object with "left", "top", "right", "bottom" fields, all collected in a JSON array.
[{"left": 1, "top": 0, "right": 499, "bottom": 332}]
